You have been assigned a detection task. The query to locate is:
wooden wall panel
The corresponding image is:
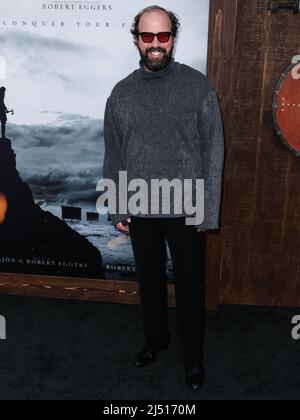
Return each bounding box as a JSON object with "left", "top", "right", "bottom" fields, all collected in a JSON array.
[
  {"left": 205, "top": 0, "right": 239, "bottom": 309},
  {"left": 206, "top": 0, "right": 300, "bottom": 308}
]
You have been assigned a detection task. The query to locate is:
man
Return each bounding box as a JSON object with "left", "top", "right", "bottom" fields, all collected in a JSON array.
[{"left": 103, "top": 5, "right": 224, "bottom": 392}]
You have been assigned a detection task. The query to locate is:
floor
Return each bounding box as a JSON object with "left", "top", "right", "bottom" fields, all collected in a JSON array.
[{"left": 0, "top": 294, "right": 299, "bottom": 400}]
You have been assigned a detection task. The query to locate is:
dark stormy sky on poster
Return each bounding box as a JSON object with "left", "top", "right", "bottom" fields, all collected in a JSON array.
[{"left": 0, "top": 0, "right": 209, "bottom": 211}]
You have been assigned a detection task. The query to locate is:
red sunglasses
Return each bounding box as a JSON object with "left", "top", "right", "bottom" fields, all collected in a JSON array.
[{"left": 138, "top": 32, "right": 172, "bottom": 43}]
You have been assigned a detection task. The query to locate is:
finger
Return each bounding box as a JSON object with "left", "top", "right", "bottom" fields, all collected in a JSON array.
[
  {"left": 120, "top": 229, "right": 129, "bottom": 235},
  {"left": 116, "top": 224, "right": 129, "bottom": 234}
]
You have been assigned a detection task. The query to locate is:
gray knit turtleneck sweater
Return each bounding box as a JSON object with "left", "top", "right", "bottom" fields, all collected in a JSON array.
[{"left": 102, "top": 57, "right": 224, "bottom": 230}]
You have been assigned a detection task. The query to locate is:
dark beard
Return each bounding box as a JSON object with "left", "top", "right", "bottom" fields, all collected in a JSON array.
[{"left": 139, "top": 45, "right": 174, "bottom": 72}]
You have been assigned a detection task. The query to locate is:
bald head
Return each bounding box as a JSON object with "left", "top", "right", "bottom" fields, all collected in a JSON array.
[{"left": 138, "top": 8, "right": 173, "bottom": 35}]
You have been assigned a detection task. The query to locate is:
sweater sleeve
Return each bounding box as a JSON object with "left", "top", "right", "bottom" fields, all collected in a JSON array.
[
  {"left": 103, "top": 95, "right": 129, "bottom": 225},
  {"left": 196, "top": 88, "right": 225, "bottom": 230}
]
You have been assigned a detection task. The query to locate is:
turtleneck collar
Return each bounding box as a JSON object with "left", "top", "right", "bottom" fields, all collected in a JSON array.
[{"left": 137, "top": 57, "right": 177, "bottom": 80}]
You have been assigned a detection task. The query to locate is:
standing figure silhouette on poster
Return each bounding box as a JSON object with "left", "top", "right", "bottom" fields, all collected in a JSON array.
[{"left": 0, "top": 87, "right": 14, "bottom": 139}]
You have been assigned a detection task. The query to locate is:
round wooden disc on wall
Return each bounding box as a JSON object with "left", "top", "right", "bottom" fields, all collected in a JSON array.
[{"left": 273, "top": 57, "right": 300, "bottom": 157}]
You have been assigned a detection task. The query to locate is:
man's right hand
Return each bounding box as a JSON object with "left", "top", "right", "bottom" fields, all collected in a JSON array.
[{"left": 115, "top": 218, "right": 131, "bottom": 234}]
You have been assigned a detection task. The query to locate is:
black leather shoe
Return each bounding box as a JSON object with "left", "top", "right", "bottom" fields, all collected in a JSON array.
[
  {"left": 132, "top": 347, "right": 157, "bottom": 368},
  {"left": 185, "top": 364, "right": 205, "bottom": 392},
  {"left": 132, "top": 342, "right": 169, "bottom": 368}
]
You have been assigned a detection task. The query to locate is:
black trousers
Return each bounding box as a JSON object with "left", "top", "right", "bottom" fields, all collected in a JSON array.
[{"left": 128, "top": 216, "right": 206, "bottom": 368}]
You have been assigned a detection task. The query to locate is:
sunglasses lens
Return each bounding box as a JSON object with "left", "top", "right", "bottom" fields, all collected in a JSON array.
[
  {"left": 157, "top": 33, "right": 171, "bottom": 43},
  {"left": 141, "top": 33, "right": 154, "bottom": 43}
]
